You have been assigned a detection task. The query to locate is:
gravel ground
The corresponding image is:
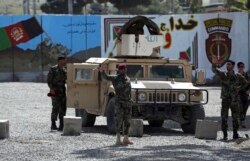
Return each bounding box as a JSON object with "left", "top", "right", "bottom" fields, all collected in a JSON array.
[{"left": 0, "top": 83, "right": 250, "bottom": 161}]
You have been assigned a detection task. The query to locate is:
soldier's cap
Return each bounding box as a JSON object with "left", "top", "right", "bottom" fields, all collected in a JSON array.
[
  {"left": 226, "top": 60, "right": 235, "bottom": 66},
  {"left": 118, "top": 63, "right": 127, "bottom": 70},
  {"left": 58, "top": 56, "right": 66, "bottom": 61},
  {"left": 237, "top": 61, "right": 244, "bottom": 67}
]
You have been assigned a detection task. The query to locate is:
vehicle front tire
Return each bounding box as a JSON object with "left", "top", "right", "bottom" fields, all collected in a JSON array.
[
  {"left": 75, "top": 108, "right": 96, "bottom": 127},
  {"left": 181, "top": 105, "right": 205, "bottom": 134},
  {"left": 148, "top": 120, "right": 164, "bottom": 127}
]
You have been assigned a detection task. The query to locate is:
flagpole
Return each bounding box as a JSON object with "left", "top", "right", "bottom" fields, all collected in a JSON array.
[
  {"left": 34, "top": 16, "right": 52, "bottom": 82},
  {"left": 33, "top": 16, "right": 52, "bottom": 43}
]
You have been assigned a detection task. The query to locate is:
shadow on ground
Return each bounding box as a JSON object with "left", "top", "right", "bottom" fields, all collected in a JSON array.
[
  {"left": 81, "top": 125, "right": 185, "bottom": 137},
  {"left": 81, "top": 115, "right": 250, "bottom": 135},
  {"left": 71, "top": 143, "right": 250, "bottom": 161},
  {"left": 72, "top": 115, "right": 250, "bottom": 160}
]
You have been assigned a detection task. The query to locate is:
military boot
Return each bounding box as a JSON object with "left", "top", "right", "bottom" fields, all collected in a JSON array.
[
  {"left": 233, "top": 131, "right": 241, "bottom": 139},
  {"left": 51, "top": 120, "right": 58, "bottom": 130},
  {"left": 223, "top": 131, "right": 228, "bottom": 141},
  {"left": 122, "top": 135, "right": 133, "bottom": 145},
  {"left": 58, "top": 119, "right": 64, "bottom": 131},
  {"left": 115, "top": 133, "right": 122, "bottom": 145}
]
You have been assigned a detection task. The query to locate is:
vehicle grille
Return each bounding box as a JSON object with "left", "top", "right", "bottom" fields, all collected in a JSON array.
[
  {"left": 148, "top": 91, "right": 178, "bottom": 103},
  {"left": 133, "top": 88, "right": 209, "bottom": 105}
]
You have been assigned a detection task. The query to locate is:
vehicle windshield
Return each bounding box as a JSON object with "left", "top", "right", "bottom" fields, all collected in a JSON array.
[
  {"left": 126, "top": 65, "right": 144, "bottom": 79},
  {"left": 150, "top": 65, "right": 184, "bottom": 79}
]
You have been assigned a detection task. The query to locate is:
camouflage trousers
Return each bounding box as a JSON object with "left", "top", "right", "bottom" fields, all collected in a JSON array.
[
  {"left": 114, "top": 99, "right": 132, "bottom": 135},
  {"left": 239, "top": 94, "right": 249, "bottom": 121},
  {"left": 221, "top": 100, "right": 240, "bottom": 132},
  {"left": 51, "top": 95, "right": 66, "bottom": 121}
]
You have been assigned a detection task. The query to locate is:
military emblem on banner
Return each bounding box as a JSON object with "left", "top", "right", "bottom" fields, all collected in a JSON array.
[
  {"left": 11, "top": 27, "right": 24, "bottom": 42},
  {"left": 204, "top": 18, "right": 232, "bottom": 67}
]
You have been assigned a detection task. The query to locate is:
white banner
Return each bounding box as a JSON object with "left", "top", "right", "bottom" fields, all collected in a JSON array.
[{"left": 101, "top": 13, "right": 249, "bottom": 79}]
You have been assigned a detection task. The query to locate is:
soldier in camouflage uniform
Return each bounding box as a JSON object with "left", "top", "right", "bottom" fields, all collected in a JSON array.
[
  {"left": 237, "top": 62, "right": 250, "bottom": 128},
  {"left": 212, "top": 60, "right": 249, "bottom": 140},
  {"left": 100, "top": 63, "right": 133, "bottom": 145},
  {"left": 47, "top": 56, "right": 67, "bottom": 131}
]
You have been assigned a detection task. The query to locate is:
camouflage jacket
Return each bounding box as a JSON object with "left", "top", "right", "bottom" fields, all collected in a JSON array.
[
  {"left": 102, "top": 72, "right": 131, "bottom": 102},
  {"left": 238, "top": 72, "right": 250, "bottom": 96},
  {"left": 212, "top": 65, "right": 248, "bottom": 101},
  {"left": 47, "top": 65, "right": 67, "bottom": 95}
]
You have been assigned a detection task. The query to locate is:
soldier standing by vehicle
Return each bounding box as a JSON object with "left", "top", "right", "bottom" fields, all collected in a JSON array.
[
  {"left": 212, "top": 60, "right": 249, "bottom": 140},
  {"left": 47, "top": 56, "right": 67, "bottom": 131},
  {"left": 99, "top": 63, "right": 133, "bottom": 145},
  {"left": 237, "top": 62, "right": 250, "bottom": 128}
]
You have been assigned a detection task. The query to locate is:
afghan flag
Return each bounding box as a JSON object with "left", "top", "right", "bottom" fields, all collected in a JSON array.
[{"left": 0, "top": 17, "right": 43, "bottom": 51}]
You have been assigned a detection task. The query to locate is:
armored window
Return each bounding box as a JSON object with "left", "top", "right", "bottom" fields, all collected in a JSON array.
[
  {"left": 126, "top": 65, "right": 144, "bottom": 79},
  {"left": 75, "top": 68, "right": 92, "bottom": 80},
  {"left": 150, "top": 65, "right": 184, "bottom": 79}
]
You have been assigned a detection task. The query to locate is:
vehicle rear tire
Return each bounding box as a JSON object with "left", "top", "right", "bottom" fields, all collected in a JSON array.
[
  {"left": 148, "top": 120, "right": 164, "bottom": 127},
  {"left": 75, "top": 109, "right": 96, "bottom": 127},
  {"left": 106, "top": 97, "right": 116, "bottom": 134},
  {"left": 181, "top": 105, "right": 205, "bottom": 134}
]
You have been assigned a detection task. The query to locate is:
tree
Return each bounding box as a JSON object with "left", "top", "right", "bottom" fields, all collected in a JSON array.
[
  {"left": 226, "top": 0, "right": 249, "bottom": 12},
  {"left": 188, "top": 0, "right": 203, "bottom": 13},
  {"left": 89, "top": 3, "right": 103, "bottom": 14},
  {"left": 91, "top": 0, "right": 109, "bottom": 14},
  {"left": 40, "top": 0, "right": 93, "bottom": 14},
  {"left": 127, "top": 0, "right": 180, "bottom": 14},
  {"left": 107, "top": 0, "right": 181, "bottom": 15},
  {"left": 247, "top": 0, "right": 250, "bottom": 9},
  {"left": 108, "top": 0, "right": 151, "bottom": 14}
]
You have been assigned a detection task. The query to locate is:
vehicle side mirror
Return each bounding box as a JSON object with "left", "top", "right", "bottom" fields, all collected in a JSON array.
[{"left": 195, "top": 69, "right": 206, "bottom": 85}]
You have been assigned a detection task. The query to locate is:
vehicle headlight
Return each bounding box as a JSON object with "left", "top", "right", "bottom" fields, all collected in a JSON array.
[
  {"left": 193, "top": 90, "right": 202, "bottom": 97},
  {"left": 178, "top": 93, "right": 186, "bottom": 102},
  {"left": 138, "top": 92, "right": 147, "bottom": 101}
]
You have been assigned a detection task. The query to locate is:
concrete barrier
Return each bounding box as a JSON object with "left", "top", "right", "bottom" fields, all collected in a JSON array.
[
  {"left": 195, "top": 119, "right": 218, "bottom": 140},
  {"left": 63, "top": 116, "right": 82, "bottom": 136},
  {"left": 128, "top": 119, "right": 143, "bottom": 137},
  {"left": 0, "top": 120, "right": 9, "bottom": 139}
]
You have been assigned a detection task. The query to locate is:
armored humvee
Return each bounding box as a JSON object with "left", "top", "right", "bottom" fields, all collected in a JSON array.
[{"left": 67, "top": 16, "right": 208, "bottom": 134}]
